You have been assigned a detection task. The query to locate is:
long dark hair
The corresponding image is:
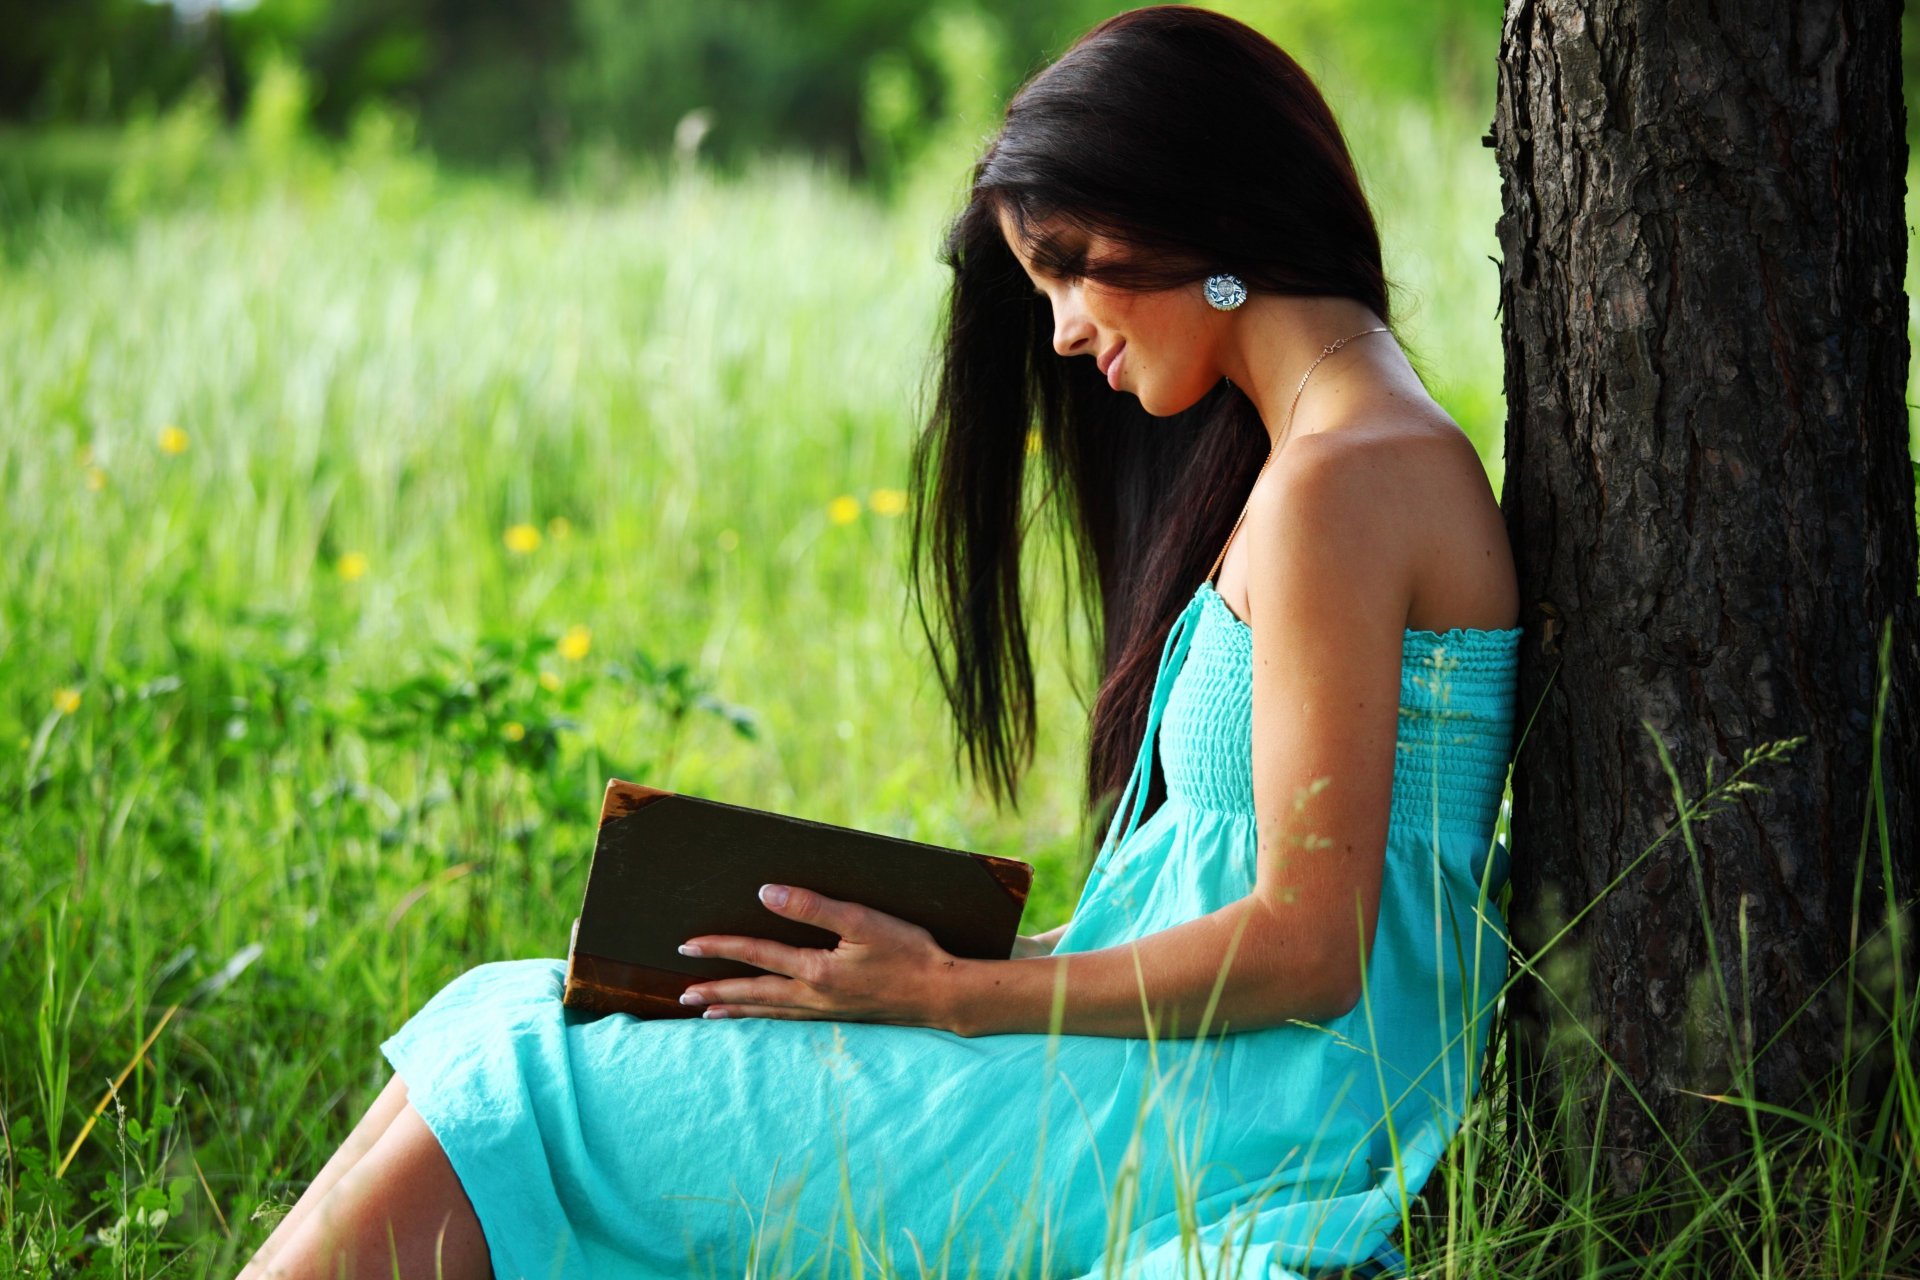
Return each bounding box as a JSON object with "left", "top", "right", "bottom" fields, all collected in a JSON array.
[{"left": 906, "top": 5, "right": 1394, "bottom": 831}]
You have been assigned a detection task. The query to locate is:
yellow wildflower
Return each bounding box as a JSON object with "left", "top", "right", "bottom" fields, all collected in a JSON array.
[
  {"left": 85, "top": 467, "right": 107, "bottom": 492},
  {"left": 158, "top": 425, "right": 189, "bottom": 455},
  {"left": 558, "top": 625, "right": 592, "bottom": 662},
  {"left": 539, "top": 670, "right": 562, "bottom": 692},
  {"left": 868, "top": 488, "right": 908, "bottom": 517},
  {"left": 827, "top": 495, "right": 861, "bottom": 525},
  {"left": 337, "top": 551, "right": 368, "bottom": 582},
  {"left": 502, "top": 721, "right": 526, "bottom": 742},
  {"left": 53, "top": 688, "right": 82, "bottom": 714},
  {"left": 547, "top": 516, "right": 573, "bottom": 541},
  {"left": 503, "top": 523, "right": 542, "bottom": 554}
]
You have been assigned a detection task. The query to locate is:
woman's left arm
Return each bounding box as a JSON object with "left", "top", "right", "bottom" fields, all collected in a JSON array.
[{"left": 677, "top": 438, "right": 1411, "bottom": 1038}]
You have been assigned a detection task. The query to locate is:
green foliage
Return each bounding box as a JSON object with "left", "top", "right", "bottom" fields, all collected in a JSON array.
[
  {"left": 1217, "top": 0, "right": 1499, "bottom": 111},
  {"left": 860, "top": 5, "right": 1017, "bottom": 199},
  {"left": 5, "top": 1087, "right": 198, "bottom": 1277},
  {"left": 0, "top": 0, "right": 1503, "bottom": 178},
  {"left": 0, "top": 61, "right": 438, "bottom": 242},
  {"left": 0, "top": 147, "right": 1114, "bottom": 1270},
  {"left": 0, "top": 0, "right": 207, "bottom": 125},
  {"left": 105, "top": 80, "right": 226, "bottom": 219}
]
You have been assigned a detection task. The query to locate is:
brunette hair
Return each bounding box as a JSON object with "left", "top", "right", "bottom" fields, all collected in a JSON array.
[{"left": 906, "top": 5, "right": 1394, "bottom": 832}]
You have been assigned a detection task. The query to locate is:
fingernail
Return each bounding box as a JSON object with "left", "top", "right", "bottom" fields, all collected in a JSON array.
[
  {"left": 677, "top": 943, "right": 702, "bottom": 956},
  {"left": 702, "top": 1007, "right": 730, "bottom": 1019},
  {"left": 679, "top": 990, "right": 705, "bottom": 1006},
  {"left": 759, "top": 884, "right": 789, "bottom": 908}
]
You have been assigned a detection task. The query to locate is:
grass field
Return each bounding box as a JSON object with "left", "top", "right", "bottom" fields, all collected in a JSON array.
[{"left": 1, "top": 103, "right": 1914, "bottom": 1278}]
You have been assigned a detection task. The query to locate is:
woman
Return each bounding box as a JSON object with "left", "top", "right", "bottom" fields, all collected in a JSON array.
[{"left": 239, "top": 7, "right": 1520, "bottom": 1279}]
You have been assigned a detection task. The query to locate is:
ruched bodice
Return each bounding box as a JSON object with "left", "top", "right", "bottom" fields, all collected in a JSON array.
[
  {"left": 1160, "top": 580, "right": 1516, "bottom": 838},
  {"left": 1157, "top": 582, "right": 1258, "bottom": 812}
]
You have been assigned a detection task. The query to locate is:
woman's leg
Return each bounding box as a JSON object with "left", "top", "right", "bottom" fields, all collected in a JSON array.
[
  {"left": 236, "top": 1072, "right": 414, "bottom": 1278},
  {"left": 234, "top": 1100, "right": 491, "bottom": 1280}
]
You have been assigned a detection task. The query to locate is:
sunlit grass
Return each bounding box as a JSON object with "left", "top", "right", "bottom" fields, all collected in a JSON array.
[{"left": 0, "top": 138, "right": 1113, "bottom": 1277}]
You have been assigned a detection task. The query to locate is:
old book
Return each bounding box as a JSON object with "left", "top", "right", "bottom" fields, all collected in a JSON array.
[{"left": 562, "top": 778, "right": 1035, "bottom": 1020}]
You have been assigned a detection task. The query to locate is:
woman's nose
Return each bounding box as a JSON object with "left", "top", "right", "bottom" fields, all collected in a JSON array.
[{"left": 1051, "top": 295, "right": 1095, "bottom": 358}]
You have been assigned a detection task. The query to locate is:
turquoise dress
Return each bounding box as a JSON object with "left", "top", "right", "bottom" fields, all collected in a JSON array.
[{"left": 381, "top": 578, "right": 1521, "bottom": 1280}]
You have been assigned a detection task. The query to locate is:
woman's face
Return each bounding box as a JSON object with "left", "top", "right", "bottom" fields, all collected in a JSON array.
[{"left": 996, "top": 207, "right": 1228, "bottom": 417}]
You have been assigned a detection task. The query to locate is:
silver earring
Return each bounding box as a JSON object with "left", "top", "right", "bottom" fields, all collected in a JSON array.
[{"left": 1203, "top": 273, "right": 1247, "bottom": 311}]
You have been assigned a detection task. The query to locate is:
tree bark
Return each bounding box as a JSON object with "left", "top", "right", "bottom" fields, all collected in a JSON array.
[{"left": 1492, "top": 0, "right": 1920, "bottom": 1205}]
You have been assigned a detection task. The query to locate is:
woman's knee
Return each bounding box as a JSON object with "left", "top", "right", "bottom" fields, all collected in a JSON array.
[{"left": 264, "top": 1104, "right": 492, "bottom": 1279}]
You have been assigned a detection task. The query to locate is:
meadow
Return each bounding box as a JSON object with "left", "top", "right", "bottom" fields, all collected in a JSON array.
[{"left": 1, "top": 90, "right": 1915, "bottom": 1277}]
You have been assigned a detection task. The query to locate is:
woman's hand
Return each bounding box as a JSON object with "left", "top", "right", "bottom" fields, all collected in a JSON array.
[{"left": 675, "top": 884, "right": 965, "bottom": 1031}]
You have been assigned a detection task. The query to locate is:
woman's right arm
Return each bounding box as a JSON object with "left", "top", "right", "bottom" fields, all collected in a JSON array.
[{"left": 1011, "top": 921, "right": 1071, "bottom": 959}]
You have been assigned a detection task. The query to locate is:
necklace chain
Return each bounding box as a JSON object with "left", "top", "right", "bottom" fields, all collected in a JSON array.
[{"left": 1204, "top": 326, "right": 1391, "bottom": 588}]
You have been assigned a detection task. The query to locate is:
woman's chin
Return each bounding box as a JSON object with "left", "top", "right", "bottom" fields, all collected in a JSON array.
[{"left": 1131, "top": 383, "right": 1208, "bottom": 419}]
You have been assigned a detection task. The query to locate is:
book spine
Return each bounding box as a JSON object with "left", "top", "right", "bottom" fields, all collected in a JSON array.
[{"left": 563, "top": 948, "right": 701, "bottom": 1020}]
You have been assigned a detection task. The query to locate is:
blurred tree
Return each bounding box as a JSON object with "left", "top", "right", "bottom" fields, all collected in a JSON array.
[
  {"left": 562, "top": 0, "right": 1498, "bottom": 175},
  {"left": 280, "top": 0, "right": 576, "bottom": 176},
  {"left": 1218, "top": 0, "right": 1500, "bottom": 113},
  {"left": 0, "top": 1, "right": 1524, "bottom": 180},
  {"left": 565, "top": 0, "right": 893, "bottom": 169},
  {"left": 0, "top": 0, "right": 574, "bottom": 177},
  {"left": 562, "top": 0, "right": 1108, "bottom": 174},
  {"left": 0, "top": 0, "right": 211, "bottom": 123}
]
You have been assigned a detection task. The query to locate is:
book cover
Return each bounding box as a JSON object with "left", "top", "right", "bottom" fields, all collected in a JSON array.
[{"left": 563, "top": 779, "right": 1034, "bottom": 1020}]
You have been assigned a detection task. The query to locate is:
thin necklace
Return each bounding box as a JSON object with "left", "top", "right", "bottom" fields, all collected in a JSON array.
[{"left": 1204, "top": 325, "right": 1391, "bottom": 587}]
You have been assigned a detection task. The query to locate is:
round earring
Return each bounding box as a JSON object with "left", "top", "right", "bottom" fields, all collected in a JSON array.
[{"left": 1203, "top": 273, "right": 1247, "bottom": 311}]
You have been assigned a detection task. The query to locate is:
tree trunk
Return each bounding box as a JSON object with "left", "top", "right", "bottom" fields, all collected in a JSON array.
[{"left": 1491, "top": 0, "right": 1920, "bottom": 1207}]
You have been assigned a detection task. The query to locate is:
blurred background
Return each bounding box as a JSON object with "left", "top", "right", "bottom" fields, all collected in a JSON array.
[
  {"left": 0, "top": 0, "right": 1525, "bottom": 901},
  {"left": 0, "top": 0, "right": 1501, "bottom": 182},
  {"left": 0, "top": 6, "right": 1915, "bottom": 1272}
]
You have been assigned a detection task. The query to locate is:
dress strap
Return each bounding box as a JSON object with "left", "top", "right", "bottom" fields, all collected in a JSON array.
[
  {"left": 1092, "top": 588, "right": 1207, "bottom": 870},
  {"left": 1204, "top": 448, "right": 1266, "bottom": 589},
  {"left": 1203, "top": 516, "right": 1239, "bottom": 590}
]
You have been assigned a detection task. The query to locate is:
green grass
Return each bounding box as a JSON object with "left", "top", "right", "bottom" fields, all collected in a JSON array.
[{"left": 0, "top": 113, "right": 1914, "bottom": 1278}]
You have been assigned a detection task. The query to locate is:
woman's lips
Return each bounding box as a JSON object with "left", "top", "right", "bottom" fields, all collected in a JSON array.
[{"left": 1104, "top": 343, "right": 1126, "bottom": 391}]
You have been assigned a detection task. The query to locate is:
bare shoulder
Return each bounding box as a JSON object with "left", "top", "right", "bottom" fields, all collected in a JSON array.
[
  {"left": 1254, "top": 415, "right": 1517, "bottom": 634},
  {"left": 1256, "top": 414, "right": 1468, "bottom": 550}
]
